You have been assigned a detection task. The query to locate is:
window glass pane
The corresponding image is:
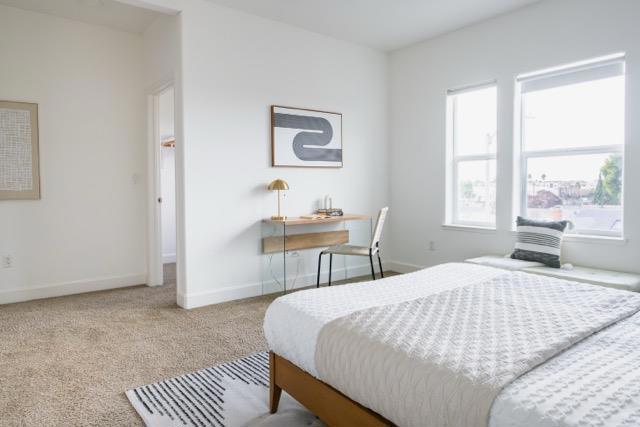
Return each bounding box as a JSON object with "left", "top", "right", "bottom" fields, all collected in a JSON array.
[
  {"left": 526, "top": 153, "right": 622, "bottom": 235},
  {"left": 456, "top": 159, "right": 496, "bottom": 224},
  {"left": 453, "top": 86, "right": 497, "bottom": 156},
  {"left": 522, "top": 76, "right": 624, "bottom": 151}
]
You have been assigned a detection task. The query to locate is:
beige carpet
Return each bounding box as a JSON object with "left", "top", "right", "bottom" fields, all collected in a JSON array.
[{"left": 0, "top": 265, "right": 397, "bottom": 426}]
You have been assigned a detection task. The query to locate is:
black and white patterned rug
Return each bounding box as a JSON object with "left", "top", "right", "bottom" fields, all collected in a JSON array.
[{"left": 126, "top": 352, "right": 323, "bottom": 427}]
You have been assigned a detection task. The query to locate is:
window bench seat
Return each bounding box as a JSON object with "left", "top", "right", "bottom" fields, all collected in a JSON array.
[{"left": 466, "top": 255, "right": 640, "bottom": 292}]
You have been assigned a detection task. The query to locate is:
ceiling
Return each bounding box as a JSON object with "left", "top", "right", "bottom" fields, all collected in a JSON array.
[
  {"left": 0, "top": 0, "right": 541, "bottom": 48},
  {"left": 205, "top": 0, "right": 540, "bottom": 51},
  {"left": 0, "top": 0, "right": 164, "bottom": 34}
]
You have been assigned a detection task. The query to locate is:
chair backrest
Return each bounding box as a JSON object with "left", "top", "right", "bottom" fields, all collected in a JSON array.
[{"left": 370, "top": 207, "right": 389, "bottom": 249}]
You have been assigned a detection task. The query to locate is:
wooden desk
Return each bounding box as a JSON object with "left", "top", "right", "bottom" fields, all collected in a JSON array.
[
  {"left": 262, "top": 214, "right": 370, "bottom": 253},
  {"left": 263, "top": 214, "right": 370, "bottom": 226},
  {"left": 261, "top": 214, "right": 372, "bottom": 292}
]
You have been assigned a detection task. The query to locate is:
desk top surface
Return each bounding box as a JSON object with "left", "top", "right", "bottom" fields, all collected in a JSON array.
[{"left": 263, "top": 213, "right": 370, "bottom": 226}]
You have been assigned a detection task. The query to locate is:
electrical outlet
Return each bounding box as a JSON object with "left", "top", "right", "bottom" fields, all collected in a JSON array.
[
  {"left": 2, "top": 254, "right": 13, "bottom": 268},
  {"left": 428, "top": 241, "right": 436, "bottom": 251}
]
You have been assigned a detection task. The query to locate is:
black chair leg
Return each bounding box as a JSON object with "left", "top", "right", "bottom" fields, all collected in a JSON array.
[
  {"left": 378, "top": 252, "right": 384, "bottom": 278},
  {"left": 328, "top": 254, "right": 333, "bottom": 286},
  {"left": 316, "top": 252, "right": 323, "bottom": 288},
  {"left": 369, "top": 254, "right": 376, "bottom": 280}
]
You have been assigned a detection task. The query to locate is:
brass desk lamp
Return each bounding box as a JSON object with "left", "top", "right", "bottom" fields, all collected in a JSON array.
[{"left": 268, "top": 179, "right": 289, "bottom": 220}]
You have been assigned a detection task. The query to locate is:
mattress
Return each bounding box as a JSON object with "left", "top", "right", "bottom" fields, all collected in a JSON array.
[{"left": 264, "top": 263, "right": 640, "bottom": 427}]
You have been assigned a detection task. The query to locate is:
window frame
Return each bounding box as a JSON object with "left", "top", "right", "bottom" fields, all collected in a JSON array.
[
  {"left": 446, "top": 81, "right": 498, "bottom": 228},
  {"left": 515, "top": 55, "right": 626, "bottom": 238}
]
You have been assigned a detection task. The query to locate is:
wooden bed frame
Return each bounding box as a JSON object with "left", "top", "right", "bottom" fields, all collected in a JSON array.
[{"left": 269, "top": 352, "right": 392, "bottom": 427}]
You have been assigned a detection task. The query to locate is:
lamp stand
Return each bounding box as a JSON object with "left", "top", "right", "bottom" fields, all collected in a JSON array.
[{"left": 271, "top": 189, "right": 286, "bottom": 221}]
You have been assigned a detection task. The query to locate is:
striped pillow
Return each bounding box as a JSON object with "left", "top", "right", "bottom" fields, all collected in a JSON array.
[{"left": 511, "top": 216, "right": 568, "bottom": 268}]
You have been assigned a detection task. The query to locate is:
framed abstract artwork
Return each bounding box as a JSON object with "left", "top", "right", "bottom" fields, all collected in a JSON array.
[
  {"left": 271, "top": 105, "right": 342, "bottom": 168},
  {"left": 0, "top": 101, "right": 40, "bottom": 200}
]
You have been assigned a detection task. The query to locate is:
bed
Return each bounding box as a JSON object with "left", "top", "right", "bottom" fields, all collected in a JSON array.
[{"left": 263, "top": 263, "right": 640, "bottom": 427}]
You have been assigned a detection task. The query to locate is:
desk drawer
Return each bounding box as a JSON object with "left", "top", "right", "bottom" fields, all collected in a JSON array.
[{"left": 263, "top": 230, "right": 349, "bottom": 254}]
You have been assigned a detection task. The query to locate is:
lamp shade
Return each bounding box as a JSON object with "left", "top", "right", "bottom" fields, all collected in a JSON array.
[{"left": 268, "top": 179, "right": 289, "bottom": 191}]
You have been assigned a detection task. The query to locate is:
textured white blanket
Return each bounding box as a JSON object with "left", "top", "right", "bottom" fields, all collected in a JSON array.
[
  {"left": 314, "top": 271, "right": 640, "bottom": 427},
  {"left": 264, "top": 263, "right": 506, "bottom": 377},
  {"left": 491, "top": 310, "right": 640, "bottom": 426}
]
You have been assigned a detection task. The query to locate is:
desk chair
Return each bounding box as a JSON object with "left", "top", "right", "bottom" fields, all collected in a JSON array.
[{"left": 316, "top": 207, "right": 389, "bottom": 287}]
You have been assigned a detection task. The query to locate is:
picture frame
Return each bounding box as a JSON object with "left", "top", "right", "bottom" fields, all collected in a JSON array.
[
  {"left": 0, "top": 101, "right": 40, "bottom": 200},
  {"left": 271, "top": 105, "right": 343, "bottom": 168}
]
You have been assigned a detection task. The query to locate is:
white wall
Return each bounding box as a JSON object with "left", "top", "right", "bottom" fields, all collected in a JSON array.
[
  {"left": 174, "top": 0, "right": 389, "bottom": 308},
  {"left": 0, "top": 5, "right": 149, "bottom": 303},
  {"left": 159, "top": 87, "right": 177, "bottom": 263},
  {"left": 142, "top": 13, "right": 179, "bottom": 91},
  {"left": 389, "top": 0, "right": 640, "bottom": 273}
]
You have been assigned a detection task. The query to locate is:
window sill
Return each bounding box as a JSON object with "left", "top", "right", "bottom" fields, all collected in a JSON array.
[
  {"left": 442, "top": 224, "right": 497, "bottom": 234},
  {"left": 563, "top": 234, "right": 628, "bottom": 246}
]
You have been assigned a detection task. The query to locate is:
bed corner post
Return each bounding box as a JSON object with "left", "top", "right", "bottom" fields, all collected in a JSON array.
[{"left": 269, "top": 351, "right": 282, "bottom": 413}]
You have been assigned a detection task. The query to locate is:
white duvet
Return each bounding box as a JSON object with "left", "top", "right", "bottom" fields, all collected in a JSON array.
[{"left": 263, "top": 263, "right": 640, "bottom": 427}]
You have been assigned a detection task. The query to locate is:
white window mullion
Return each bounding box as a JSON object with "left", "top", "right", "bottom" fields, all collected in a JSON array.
[{"left": 452, "top": 158, "right": 459, "bottom": 224}]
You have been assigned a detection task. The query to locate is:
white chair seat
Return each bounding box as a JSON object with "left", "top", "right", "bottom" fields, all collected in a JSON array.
[{"left": 323, "top": 244, "right": 374, "bottom": 257}]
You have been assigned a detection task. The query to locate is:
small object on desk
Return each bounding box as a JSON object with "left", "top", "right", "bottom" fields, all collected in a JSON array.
[
  {"left": 300, "top": 215, "right": 327, "bottom": 220},
  {"left": 316, "top": 208, "right": 343, "bottom": 216},
  {"left": 324, "top": 194, "right": 333, "bottom": 210},
  {"left": 267, "top": 179, "right": 289, "bottom": 221}
]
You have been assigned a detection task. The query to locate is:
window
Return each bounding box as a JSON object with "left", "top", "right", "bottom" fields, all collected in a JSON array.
[
  {"left": 516, "top": 55, "right": 625, "bottom": 237},
  {"left": 446, "top": 83, "right": 497, "bottom": 227}
]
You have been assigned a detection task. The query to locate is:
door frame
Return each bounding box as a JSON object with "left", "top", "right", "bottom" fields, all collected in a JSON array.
[{"left": 147, "top": 81, "right": 176, "bottom": 288}]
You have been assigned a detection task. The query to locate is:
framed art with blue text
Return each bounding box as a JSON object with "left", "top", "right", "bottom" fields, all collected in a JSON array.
[{"left": 271, "top": 105, "right": 342, "bottom": 168}]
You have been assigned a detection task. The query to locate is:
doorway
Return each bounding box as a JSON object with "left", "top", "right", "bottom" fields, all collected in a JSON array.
[
  {"left": 158, "top": 87, "right": 176, "bottom": 284},
  {"left": 148, "top": 84, "right": 178, "bottom": 288}
]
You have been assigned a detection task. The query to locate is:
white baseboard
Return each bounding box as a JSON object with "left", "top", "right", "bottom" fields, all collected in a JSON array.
[
  {"left": 179, "top": 263, "right": 373, "bottom": 309},
  {"left": 1, "top": 260, "right": 425, "bottom": 308},
  {"left": 0, "top": 274, "right": 147, "bottom": 305},
  {"left": 384, "top": 260, "right": 424, "bottom": 274},
  {"left": 162, "top": 253, "right": 176, "bottom": 264},
  {"left": 179, "top": 282, "right": 262, "bottom": 309}
]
